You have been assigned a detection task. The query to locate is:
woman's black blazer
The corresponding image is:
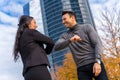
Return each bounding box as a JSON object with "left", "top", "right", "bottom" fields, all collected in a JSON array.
[{"left": 19, "top": 28, "right": 54, "bottom": 75}]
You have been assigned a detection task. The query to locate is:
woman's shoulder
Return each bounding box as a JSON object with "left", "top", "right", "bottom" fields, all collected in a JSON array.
[
  {"left": 23, "top": 28, "right": 36, "bottom": 36},
  {"left": 25, "top": 28, "right": 38, "bottom": 33}
]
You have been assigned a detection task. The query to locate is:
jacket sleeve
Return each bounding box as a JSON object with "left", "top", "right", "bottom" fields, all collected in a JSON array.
[
  {"left": 86, "top": 24, "right": 103, "bottom": 61},
  {"left": 31, "top": 30, "right": 54, "bottom": 54},
  {"left": 54, "top": 34, "right": 71, "bottom": 51}
]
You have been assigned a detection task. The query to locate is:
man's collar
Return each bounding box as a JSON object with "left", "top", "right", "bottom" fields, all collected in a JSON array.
[{"left": 69, "top": 23, "right": 79, "bottom": 31}]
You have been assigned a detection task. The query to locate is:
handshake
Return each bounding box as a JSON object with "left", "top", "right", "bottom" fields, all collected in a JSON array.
[{"left": 70, "top": 35, "right": 82, "bottom": 42}]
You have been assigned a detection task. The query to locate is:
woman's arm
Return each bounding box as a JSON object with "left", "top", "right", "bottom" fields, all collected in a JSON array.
[{"left": 31, "top": 29, "right": 54, "bottom": 54}]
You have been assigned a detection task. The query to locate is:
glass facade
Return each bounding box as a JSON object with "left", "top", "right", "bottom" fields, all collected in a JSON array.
[
  {"left": 23, "top": 3, "right": 30, "bottom": 15},
  {"left": 40, "top": 0, "right": 68, "bottom": 66},
  {"left": 40, "top": 0, "right": 95, "bottom": 67}
]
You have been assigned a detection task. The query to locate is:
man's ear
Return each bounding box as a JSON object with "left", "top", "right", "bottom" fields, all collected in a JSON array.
[
  {"left": 71, "top": 16, "right": 76, "bottom": 21},
  {"left": 71, "top": 16, "right": 75, "bottom": 19}
]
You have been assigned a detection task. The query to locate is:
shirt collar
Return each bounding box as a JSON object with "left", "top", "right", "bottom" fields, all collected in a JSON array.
[{"left": 69, "top": 24, "right": 79, "bottom": 31}]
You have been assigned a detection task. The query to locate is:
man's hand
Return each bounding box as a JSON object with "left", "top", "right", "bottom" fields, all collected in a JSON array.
[
  {"left": 93, "top": 63, "right": 101, "bottom": 76},
  {"left": 70, "top": 35, "right": 81, "bottom": 42}
]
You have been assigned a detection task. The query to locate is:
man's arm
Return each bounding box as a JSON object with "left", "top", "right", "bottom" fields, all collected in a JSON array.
[
  {"left": 31, "top": 29, "right": 54, "bottom": 54},
  {"left": 86, "top": 24, "right": 103, "bottom": 76},
  {"left": 54, "top": 33, "right": 81, "bottom": 51},
  {"left": 86, "top": 24, "right": 102, "bottom": 61},
  {"left": 54, "top": 37, "right": 71, "bottom": 51}
]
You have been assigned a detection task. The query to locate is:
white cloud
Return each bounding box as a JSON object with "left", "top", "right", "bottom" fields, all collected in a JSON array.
[
  {"left": 0, "top": 0, "right": 4, "bottom": 4},
  {"left": 0, "top": 11, "right": 18, "bottom": 26},
  {"left": 1, "top": 2, "right": 23, "bottom": 16},
  {"left": 0, "top": 74, "right": 22, "bottom": 80},
  {"left": 13, "top": 0, "right": 31, "bottom": 5},
  {"left": 89, "top": 0, "right": 119, "bottom": 28},
  {"left": 0, "top": 25, "right": 24, "bottom": 80},
  {"left": 0, "top": 0, "right": 31, "bottom": 16},
  {"left": 0, "top": 0, "right": 9, "bottom": 7}
]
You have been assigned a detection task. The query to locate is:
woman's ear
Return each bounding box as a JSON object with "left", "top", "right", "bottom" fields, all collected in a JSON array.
[{"left": 28, "top": 24, "right": 31, "bottom": 29}]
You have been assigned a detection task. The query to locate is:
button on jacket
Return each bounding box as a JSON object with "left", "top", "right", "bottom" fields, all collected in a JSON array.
[{"left": 19, "top": 28, "right": 54, "bottom": 75}]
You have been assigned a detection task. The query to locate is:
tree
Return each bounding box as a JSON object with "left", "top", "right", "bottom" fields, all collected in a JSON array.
[
  {"left": 98, "top": 6, "right": 120, "bottom": 80},
  {"left": 103, "top": 55, "right": 120, "bottom": 80},
  {"left": 51, "top": 53, "right": 78, "bottom": 80},
  {"left": 98, "top": 7, "right": 120, "bottom": 57}
]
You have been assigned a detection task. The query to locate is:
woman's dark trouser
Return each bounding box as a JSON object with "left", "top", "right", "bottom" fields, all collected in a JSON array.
[
  {"left": 77, "top": 62, "right": 108, "bottom": 80},
  {"left": 24, "top": 65, "right": 52, "bottom": 80}
]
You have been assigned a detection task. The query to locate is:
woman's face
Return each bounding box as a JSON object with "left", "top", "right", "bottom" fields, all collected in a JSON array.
[{"left": 28, "top": 19, "right": 37, "bottom": 29}]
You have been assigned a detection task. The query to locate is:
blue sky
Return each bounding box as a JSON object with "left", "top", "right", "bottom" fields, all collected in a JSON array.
[{"left": 0, "top": 0, "right": 119, "bottom": 80}]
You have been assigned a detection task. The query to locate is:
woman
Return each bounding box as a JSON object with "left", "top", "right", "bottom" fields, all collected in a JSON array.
[{"left": 13, "top": 15, "right": 54, "bottom": 80}]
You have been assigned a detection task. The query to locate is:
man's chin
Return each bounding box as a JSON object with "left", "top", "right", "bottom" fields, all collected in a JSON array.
[
  {"left": 66, "top": 26, "right": 70, "bottom": 28},
  {"left": 65, "top": 25, "right": 70, "bottom": 28}
]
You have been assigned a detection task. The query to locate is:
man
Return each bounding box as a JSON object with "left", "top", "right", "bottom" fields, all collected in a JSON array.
[{"left": 54, "top": 11, "right": 108, "bottom": 80}]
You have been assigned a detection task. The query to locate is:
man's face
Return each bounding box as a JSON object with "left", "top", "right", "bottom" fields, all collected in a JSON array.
[{"left": 62, "top": 13, "right": 74, "bottom": 28}]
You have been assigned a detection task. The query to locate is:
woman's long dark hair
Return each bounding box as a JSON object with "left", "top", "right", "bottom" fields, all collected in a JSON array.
[{"left": 13, "top": 15, "right": 33, "bottom": 61}]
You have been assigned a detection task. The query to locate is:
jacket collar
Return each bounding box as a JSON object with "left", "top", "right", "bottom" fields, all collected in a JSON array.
[{"left": 69, "top": 24, "right": 80, "bottom": 31}]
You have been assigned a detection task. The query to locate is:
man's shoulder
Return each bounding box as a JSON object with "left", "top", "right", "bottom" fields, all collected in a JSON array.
[
  {"left": 79, "top": 23, "right": 94, "bottom": 31},
  {"left": 78, "top": 23, "right": 91, "bottom": 27},
  {"left": 76, "top": 23, "right": 89, "bottom": 31}
]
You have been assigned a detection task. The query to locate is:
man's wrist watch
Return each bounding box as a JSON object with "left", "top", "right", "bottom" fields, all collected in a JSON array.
[{"left": 95, "top": 59, "right": 101, "bottom": 64}]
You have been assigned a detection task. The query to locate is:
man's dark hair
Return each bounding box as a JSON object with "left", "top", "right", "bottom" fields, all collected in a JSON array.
[{"left": 62, "top": 11, "right": 77, "bottom": 20}]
